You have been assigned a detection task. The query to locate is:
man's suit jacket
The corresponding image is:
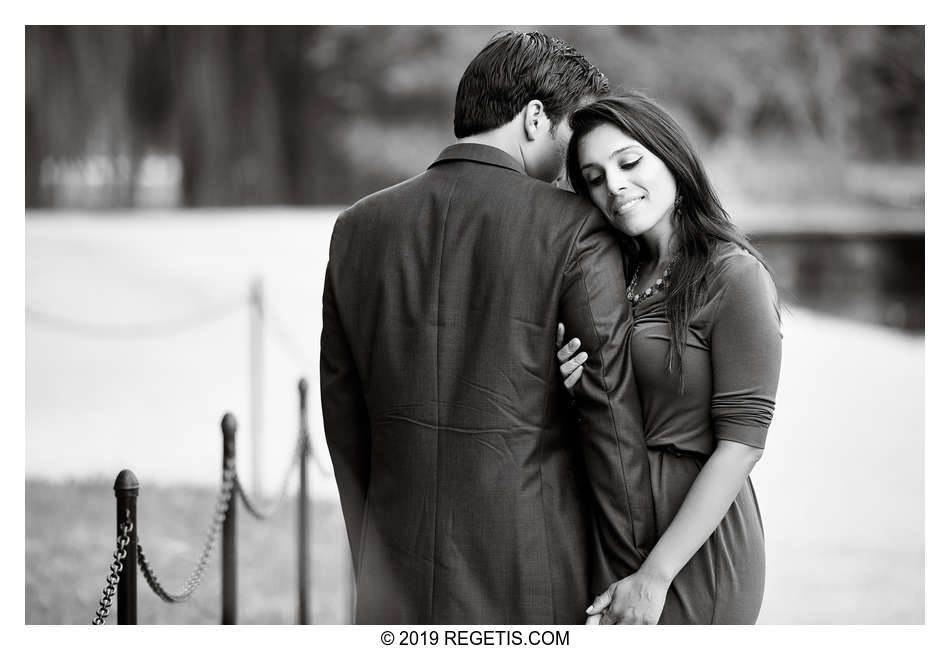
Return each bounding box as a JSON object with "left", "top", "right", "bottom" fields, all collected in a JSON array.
[{"left": 320, "top": 143, "right": 656, "bottom": 624}]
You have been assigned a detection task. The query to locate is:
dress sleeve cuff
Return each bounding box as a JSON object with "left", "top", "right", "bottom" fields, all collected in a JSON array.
[{"left": 714, "top": 422, "right": 768, "bottom": 449}]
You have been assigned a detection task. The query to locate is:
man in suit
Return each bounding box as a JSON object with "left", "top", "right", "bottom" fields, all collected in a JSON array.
[{"left": 320, "top": 31, "right": 656, "bottom": 624}]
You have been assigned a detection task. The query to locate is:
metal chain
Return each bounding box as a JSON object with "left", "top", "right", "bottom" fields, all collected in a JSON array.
[
  {"left": 91, "top": 518, "right": 134, "bottom": 625},
  {"left": 236, "top": 431, "right": 308, "bottom": 520},
  {"left": 136, "top": 459, "right": 237, "bottom": 603},
  {"left": 26, "top": 296, "right": 246, "bottom": 340},
  {"left": 94, "top": 429, "right": 321, "bottom": 612}
]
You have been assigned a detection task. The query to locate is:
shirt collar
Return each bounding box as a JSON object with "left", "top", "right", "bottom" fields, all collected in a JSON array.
[{"left": 428, "top": 143, "right": 525, "bottom": 175}]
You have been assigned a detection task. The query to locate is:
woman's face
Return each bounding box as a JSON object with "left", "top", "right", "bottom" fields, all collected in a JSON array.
[{"left": 576, "top": 122, "right": 677, "bottom": 238}]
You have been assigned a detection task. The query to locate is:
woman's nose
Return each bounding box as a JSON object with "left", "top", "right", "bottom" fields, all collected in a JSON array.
[{"left": 605, "top": 168, "right": 627, "bottom": 195}]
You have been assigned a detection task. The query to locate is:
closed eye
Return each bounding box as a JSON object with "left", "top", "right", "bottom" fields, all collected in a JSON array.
[
  {"left": 620, "top": 158, "right": 641, "bottom": 170},
  {"left": 585, "top": 175, "right": 604, "bottom": 187}
]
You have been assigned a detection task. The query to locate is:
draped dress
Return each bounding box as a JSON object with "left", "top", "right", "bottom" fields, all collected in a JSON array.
[{"left": 629, "top": 242, "right": 782, "bottom": 624}]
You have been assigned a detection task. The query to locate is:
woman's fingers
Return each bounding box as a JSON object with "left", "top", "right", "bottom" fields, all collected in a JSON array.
[
  {"left": 559, "top": 351, "right": 588, "bottom": 379},
  {"left": 586, "top": 590, "right": 611, "bottom": 616},
  {"left": 564, "top": 365, "right": 583, "bottom": 391},
  {"left": 556, "top": 327, "right": 587, "bottom": 393},
  {"left": 557, "top": 337, "right": 582, "bottom": 363}
]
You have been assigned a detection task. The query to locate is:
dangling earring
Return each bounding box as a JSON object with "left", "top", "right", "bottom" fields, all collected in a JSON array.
[{"left": 673, "top": 194, "right": 683, "bottom": 217}]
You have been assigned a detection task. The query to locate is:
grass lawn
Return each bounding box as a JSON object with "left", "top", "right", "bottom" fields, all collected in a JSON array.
[{"left": 25, "top": 478, "right": 351, "bottom": 624}]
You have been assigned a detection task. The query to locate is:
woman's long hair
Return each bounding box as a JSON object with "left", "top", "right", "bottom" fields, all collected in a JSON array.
[{"left": 565, "top": 91, "right": 776, "bottom": 390}]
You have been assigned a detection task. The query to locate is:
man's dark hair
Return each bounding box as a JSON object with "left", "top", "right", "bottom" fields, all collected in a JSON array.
[{"left": 454, "top": 31, "right": 609, "bottom": 139}]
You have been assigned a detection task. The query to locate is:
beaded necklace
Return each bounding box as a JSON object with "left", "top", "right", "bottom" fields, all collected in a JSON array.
[{"left": 626, "top": 255, "right": 680, "bottom": 306}]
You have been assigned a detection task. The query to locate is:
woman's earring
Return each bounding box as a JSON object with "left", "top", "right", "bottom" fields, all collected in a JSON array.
[{"left": 674, "top": 195, "right": 683, "bottom": 216}]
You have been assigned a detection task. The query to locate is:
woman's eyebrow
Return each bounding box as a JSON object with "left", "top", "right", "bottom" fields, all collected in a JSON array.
[
  {"left": 580, "top": 144, "right": 641, "bottom": 170},
  {"left": 610, "top": 144, "right": 640, "bottom": 158}
]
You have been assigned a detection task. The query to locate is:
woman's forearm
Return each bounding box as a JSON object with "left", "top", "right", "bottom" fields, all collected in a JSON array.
[{"left": 638, "top": 440, "right": 763, "bottom": 586}]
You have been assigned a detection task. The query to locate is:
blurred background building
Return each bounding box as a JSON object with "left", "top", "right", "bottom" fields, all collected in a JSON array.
[{"left": 25, "top": 26, "right": 924, "bottom": 624}]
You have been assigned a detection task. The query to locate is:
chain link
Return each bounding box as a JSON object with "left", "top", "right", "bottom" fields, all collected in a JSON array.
[
  {"left": 136, "top": 459, "right": 237, "bottom": 603},
  {"left": 236, "top": 431, "right": 308, "bottom": 520},
  {"left": 93, "top": 426, "right": 320, "bottom": 614},
  {"left": 91, "top": 519, "right": 134, "bottom": 625}
]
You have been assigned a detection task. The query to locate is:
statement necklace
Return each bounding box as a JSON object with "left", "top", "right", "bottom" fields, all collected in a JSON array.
[{"left": 626, "top": 255, "right": 680, "bottom": 306}]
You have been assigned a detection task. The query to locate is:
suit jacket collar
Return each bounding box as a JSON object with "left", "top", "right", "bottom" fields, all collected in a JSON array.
[{"left": 429, "top": 143, "right": 525, "bottom": 175}]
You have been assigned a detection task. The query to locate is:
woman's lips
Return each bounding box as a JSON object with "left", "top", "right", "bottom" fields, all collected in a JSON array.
[{"left": 613, "top": 195, "right": 644, "bottom": 216}]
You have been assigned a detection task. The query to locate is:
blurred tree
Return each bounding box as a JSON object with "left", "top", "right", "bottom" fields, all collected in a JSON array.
[
  {"left": 844, "top": 26, "right": 924, "bottom": 159},
  {"left": 24, "top": 25, "right": 924, "bottom": 209},
  {"left": 26, "top": 26, "right": 136, "bottom": 207}
]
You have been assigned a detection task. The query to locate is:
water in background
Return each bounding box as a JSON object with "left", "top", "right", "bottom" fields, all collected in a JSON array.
[{"left": 757, "top": 232, "right": 924, "bottom": 332}]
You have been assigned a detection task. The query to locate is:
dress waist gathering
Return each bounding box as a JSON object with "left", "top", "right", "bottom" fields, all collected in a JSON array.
[{"left": 646, "top": 443, "right": 710, "bottom": 462}]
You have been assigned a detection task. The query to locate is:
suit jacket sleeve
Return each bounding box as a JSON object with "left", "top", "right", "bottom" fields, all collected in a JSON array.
[
  {"left": 320, "top": 217, "right": 372, "bottom": 575},
  {"left": 559, "top": 208, "right": 657, "bottom": 590}
]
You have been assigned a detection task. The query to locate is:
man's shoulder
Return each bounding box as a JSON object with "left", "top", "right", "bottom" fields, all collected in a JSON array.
[
  {"left": 344, "top": 168, "right": 598, "bottom": 220},
  {"left": 341, "top": 172, "right": 427, "bottom": 219},
  {"left": 493, "top": 177, "right": 605, "bottom": 238},
  {"left": 508, "top": 174, "right": 598, "bottom": 211}
]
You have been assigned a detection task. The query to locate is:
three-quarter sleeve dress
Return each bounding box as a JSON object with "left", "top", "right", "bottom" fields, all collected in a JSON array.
[{"left": 628, "top": 242, "right": 782, "bottom": 624}]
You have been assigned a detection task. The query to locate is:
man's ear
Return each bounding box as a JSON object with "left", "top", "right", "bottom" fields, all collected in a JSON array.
[{"left": 522, "top": 100, "right": 547, "bottom": 142}]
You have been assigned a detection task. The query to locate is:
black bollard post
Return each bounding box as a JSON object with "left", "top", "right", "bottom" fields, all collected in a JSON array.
[
  {"left": 114, "top": 469, "right": 139, "bottom": 625},
  {"left": 221, "top": 413, "right": 238, "bottom": 624},
  {"left": 297, "top": 378, "right": 311, "bottom": 624}
]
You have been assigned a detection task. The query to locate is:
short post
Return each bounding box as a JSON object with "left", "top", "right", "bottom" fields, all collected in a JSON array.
[
  {"left": 221, "top": 413, "right": 238, "bottom": 624},
  {"left": 297, "top": 378, "right": 311, "bottom": 624},
  {"left": 114, "top": 469, "right": 139, "bottom": 625}
]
